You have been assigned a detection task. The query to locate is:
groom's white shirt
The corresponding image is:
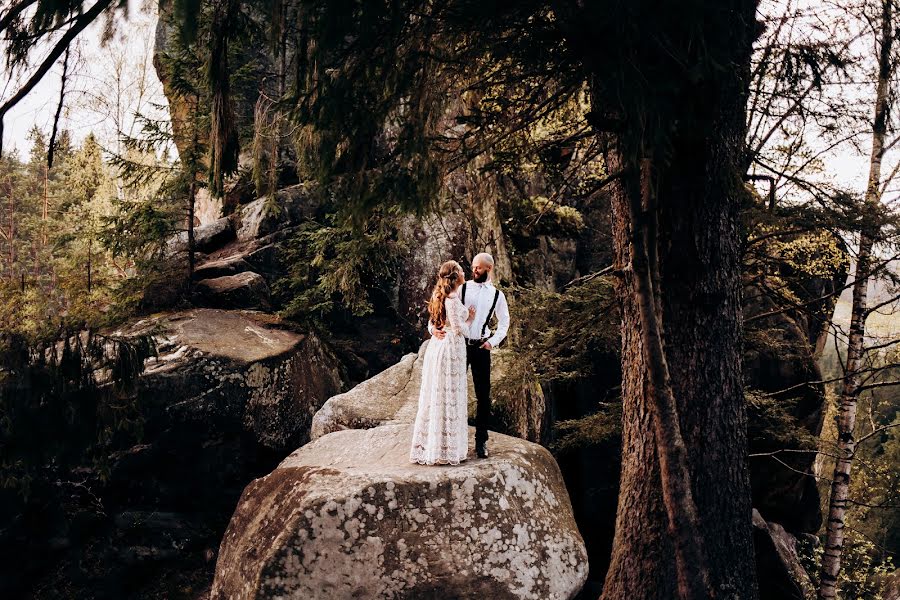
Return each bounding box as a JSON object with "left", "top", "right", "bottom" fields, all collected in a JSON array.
[{"left": 429, "top": 279, "right": 510, "bottom": 347}]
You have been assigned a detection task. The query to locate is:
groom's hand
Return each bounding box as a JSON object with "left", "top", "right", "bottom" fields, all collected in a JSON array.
[
  {"left": 480, "top": 341, "right": 492, "bottom": 350},
  {"left": 433, "top": 327, "right": 446, "bottom": 340}
]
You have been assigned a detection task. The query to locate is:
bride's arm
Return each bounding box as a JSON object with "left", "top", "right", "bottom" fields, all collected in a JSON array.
[{"left": 445, "top": 296, "right": 468, "bottom": 334}]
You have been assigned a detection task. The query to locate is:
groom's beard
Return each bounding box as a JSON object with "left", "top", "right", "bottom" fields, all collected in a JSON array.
[{"left": 474, "top": 272, "right": 489, "bottom": 283}]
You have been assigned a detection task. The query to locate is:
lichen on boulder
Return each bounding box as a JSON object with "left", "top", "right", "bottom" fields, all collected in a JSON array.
[{"left": 211, "top": 424, "right": 588, "bottom": 599}]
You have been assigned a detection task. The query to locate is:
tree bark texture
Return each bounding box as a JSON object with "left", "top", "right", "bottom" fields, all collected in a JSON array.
[{"left": 598, "top": 3, "right": 759, "bottom": 598}]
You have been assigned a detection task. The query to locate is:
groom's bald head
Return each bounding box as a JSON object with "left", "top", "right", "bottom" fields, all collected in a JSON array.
[{"left": 472, "top": 253, "right": 494, "bottom": 282}]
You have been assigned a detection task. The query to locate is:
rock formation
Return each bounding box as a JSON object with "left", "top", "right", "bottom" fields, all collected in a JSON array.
[
  {"left": 119, "top": 308, "right": 342, "bottom": 451},
  {"left": 212, "top": 424, "right": 588, "bottom": 600},
  {"left": 752, "top": 509, "right": 816, "bottom": 600}
]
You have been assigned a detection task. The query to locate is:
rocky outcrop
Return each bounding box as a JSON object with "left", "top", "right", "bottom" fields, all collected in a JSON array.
[
  {"left": 234, "top": 183, "right": 323, "bottom": 241},
  {"left": 119, "top": 308, "right": 342, "bottom": 450},
  {"left": 212, "top": 424, "right": 588, "bottom": 600},
  {"left": 166, "top": 216, "right": 236, "bottom": 255},
  {"left": 312, "top": 340, "right": 546, "bottom": 443},
  {"left": 194, "top": 255, "right": 254, "bottom": 280},
  {"left": 752, "top": 509, "right": 816, "bottom": 600},
  {"left": 10, "top": 309, "right": 347, "bottom": 599},
  {"left": 193, "top": 272, "right": 272, "bottom": 311}
]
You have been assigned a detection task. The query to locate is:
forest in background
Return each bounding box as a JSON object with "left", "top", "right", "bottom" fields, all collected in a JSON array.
[{"left": 0, "top": 0, "right": 900, "bottom": 599}]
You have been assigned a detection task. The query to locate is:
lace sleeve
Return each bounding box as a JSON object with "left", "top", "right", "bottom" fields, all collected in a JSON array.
[{"left": 444, "top": 296, "right": 467, "bottom": 335}]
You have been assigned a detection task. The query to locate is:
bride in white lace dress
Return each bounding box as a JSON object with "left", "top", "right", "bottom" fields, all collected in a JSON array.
[{"left": 410, "top": 260, "right": 476, "bottom": 465}]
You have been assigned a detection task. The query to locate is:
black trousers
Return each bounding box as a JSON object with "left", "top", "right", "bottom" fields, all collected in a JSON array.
[{"left": 466, "top": 343, "right": 491, "bottom": 444}]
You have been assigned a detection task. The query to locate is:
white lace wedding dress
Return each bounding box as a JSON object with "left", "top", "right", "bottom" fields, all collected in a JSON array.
[{"left": 409, "top": 294, "right": 469, "bottom": 465}]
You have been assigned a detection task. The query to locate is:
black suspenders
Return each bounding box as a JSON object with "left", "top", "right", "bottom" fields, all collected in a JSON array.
[
  {"left": 481, "top": 289, "right": 500, "bottom": 338},
  {"left": 461, "top": 282, "right": 500, "bottom": 340}
]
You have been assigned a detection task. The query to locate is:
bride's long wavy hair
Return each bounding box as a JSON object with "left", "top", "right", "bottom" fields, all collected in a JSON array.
[{"left": 428, "top": 260, "right": 464, "bottom": 330}]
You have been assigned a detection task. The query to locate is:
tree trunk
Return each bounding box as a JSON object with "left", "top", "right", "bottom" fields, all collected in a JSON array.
[
  {"left": 817, "top": 3, "right": 892, "bottom": 597},
  {"left": 188, "top": 178, "right": 196, "bottom": 282},
  {"left": 8, "top": 175, "right": 14, "bottom": 281},
  {"left": 597, "top": 3, "right": 759, "bottom": 597},
  {"left": 817, "top": 233, "right": 871, "bottom": 600},
  {"left": 87, "top": 235, "right": 92, "bottom": 294}
]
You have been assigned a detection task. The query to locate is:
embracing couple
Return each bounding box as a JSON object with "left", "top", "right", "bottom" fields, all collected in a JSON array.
[{"left": 409, "top": 253, "right": 510, "bottom": 466}]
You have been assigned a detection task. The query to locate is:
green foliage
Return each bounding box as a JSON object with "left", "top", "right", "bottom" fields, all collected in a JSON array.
[
  {"left": 745, "top": 390, "right": 819, "bottom": 452},
  {"left": 506, "top": 195, "right": 585, "bottom": 239},
  {"left": 504, "top": 276, "right": 619, "bottom": 381},
  {"left": 274, "top": 208, "right": 407, "bottom": 323},
  {"left": 489, "top": 276, "right": 620, "bottom": 446},
  {"left": 0, "top": 328, "right": 155, "bottom": 497},
  {"left": 800, "top": 530, "right": 896, "bottom": 600},
  {"left": 553, "top": 406, "right": 622, "bottom": 453}
]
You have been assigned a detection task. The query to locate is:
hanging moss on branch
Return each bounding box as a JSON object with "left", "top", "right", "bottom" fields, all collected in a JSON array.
[
  {"left": 0, "top": 328, "right": 156, "bottom": 497},
  {"left": 207, "top": 0, "right": 241, "bottom": 196}
]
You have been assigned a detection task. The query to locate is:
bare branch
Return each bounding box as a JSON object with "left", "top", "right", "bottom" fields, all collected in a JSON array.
[{"left": 0, "top": 0, "right": 114, "bottom": 157}]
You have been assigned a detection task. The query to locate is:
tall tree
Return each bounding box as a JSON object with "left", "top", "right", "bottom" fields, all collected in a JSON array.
[
  {"left": 819, "top": 1, "right": 899, "bottom": 597},
  {"left": 554, "top": 3, "right": 761, "bottom": 597}
]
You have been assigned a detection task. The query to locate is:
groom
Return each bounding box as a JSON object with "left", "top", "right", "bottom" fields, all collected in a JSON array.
[{"left": 431, "top": 252, "right": 510, "bottom": 458}]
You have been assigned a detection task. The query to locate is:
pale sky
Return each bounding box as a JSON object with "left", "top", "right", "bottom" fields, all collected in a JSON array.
[{"left": 1, "top": 0, "right": 169, "bottom": 159}]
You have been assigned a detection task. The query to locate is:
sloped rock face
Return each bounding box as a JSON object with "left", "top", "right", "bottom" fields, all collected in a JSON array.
[
  {"left": 751, "top": 509, "right": 816, "bottom": 600},
  {"left": 312, "top": 341, "right": 545, "bottom": 443},
  {"left": 311, "top": 343, "right": 425, "bottom": 439},
  {"left": 212, "top": 424, "right": 588, "bottom": 600}
]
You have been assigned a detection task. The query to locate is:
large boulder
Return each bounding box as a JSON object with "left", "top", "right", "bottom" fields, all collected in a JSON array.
[
  {"left": 119, "top": 308, "right": 342, "bottom": 451},
  {"left": 311, "top": 342, "right": 426, "bottom": 439},
  {"left": 194, "top": 255, "right": 254, "bottom": 280},
  {"left": 312, "top": 341, "right": 545, "bottom": 443},
  {"left": 16, "top": 309, "right": 347, "bottom": 599},
  {"left": 234, "top": 184, "right": 322, "bottom": 242},
  {"left": 212, "top": 424, "right": 588, "bottom": 599},
  {"left": 166, "top": 217, "right": 236, "bottom": 255}
]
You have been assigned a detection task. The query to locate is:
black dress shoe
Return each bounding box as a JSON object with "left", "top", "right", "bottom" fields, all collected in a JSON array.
[{"left": 476, "top": 441, "right": 488, "bottom": 458}]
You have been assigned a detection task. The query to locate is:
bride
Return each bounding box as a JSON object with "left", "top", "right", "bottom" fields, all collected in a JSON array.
[{"left": 409, "top": 260, "right": 476, "bottom": 465}]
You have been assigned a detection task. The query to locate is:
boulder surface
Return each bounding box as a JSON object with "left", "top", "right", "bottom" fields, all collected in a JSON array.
[{"left": 212, "top": 424, "right": 588, "bottom": 600}]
